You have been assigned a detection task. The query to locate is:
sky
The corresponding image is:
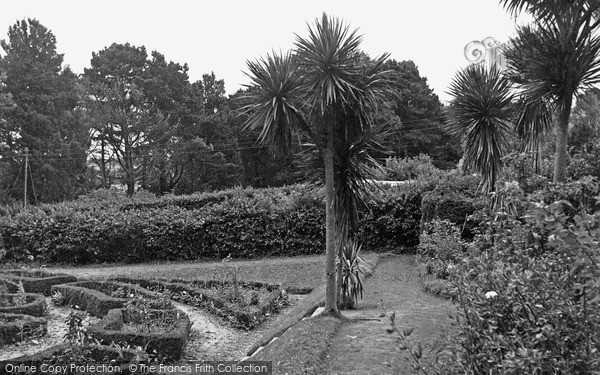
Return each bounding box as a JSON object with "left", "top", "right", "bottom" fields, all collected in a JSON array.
[{"left": 0, "top": 0, "right": 525, "bottom": 103}]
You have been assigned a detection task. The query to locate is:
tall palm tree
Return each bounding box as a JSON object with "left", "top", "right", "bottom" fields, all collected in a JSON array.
[
  {"left": 446, "top": 64, "right": 514, "bottom": 191},
  {"left": 501, "top": 0, "right": 600, "bottom": 182},
  {"left": 242, "top": 14, "right": 393, "bottom": 315}
]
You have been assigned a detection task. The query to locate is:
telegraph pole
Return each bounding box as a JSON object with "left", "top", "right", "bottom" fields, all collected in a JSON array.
[{"left": 23, "top": 148, "right": 28, "bottom": 208}]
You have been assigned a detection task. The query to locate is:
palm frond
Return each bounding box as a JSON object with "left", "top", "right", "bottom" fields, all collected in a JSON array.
[
  {"left": 294, "top": 13, "right": 363, "bottom": 114},
  {"left": 241, "top": 52, "right": 304, "bottom": 153},
  {"left": 499, "top": 0, "right": 599, "bottom": 21},
  {"left": 446, "top": 64, "right": 514, "bottom": 191}
]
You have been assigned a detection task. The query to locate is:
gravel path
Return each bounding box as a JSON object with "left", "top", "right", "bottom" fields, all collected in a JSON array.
[{"left": 323, "top": 254, "right": 455, "bottom": 375}]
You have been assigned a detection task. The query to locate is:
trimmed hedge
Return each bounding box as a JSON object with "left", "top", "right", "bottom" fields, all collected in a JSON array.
[
  {"left": 0, "top": 313, "right": 47, "bottom": 345},
  {"left": 116, "top": 277, "right": 284, "bottom": 330},
  {"left": 51, "top": 281, "right": 167, "bottom": 317},
  {"left": 0, "top": 180, "right": 482, "bottom": 264},
  {"left": 87, "top": 308, "right": 191, "bottom": 362},
  {"left": 0, "top": 293, "right": 46, "bottom": 317},
  {"left": 1, "top": 269, "right": 76, "bottom": 295}
]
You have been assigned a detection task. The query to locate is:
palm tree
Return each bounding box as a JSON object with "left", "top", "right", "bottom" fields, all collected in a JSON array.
[
  {"left": 242, "top": 14, "right": 393, "bottom": 315},
  {"left": 501, "top": 0, "right": 600, "bottom": 182},
  {"left": 446, "top": 64, "right": 514, "bottom": 191}
]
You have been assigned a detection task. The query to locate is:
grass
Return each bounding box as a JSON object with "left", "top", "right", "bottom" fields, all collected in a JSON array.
[
  {"left": 250, "top": 315, "right": 344, "bottom": 375},
  {"left": 46, "top": 252, "right": 380, "bottom": 294}
]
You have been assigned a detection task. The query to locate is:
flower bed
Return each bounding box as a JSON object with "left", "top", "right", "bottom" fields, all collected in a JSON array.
[
  {"left": 0, "top": 293, "right": 46, "bottom": 317},
  {"left": 87, "top": 307, "right": 191, "bottom": 362},
  {"left": 51, "top": 281, "right": 171, "bottom": 318},
  {"left": 0, "top": 313, "right": 47, "bottom": 345},
  {"left": 116, "top": 277, "right": 285, "bottom": 330},
  {"left": 1, "top": 269, "right": 76, "bottom": 295}
]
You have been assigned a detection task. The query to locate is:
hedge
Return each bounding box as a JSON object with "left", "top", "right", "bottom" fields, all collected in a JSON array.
[
  {"left": 0, "top": 181, "right": 481, "bottom": 265},
  {"left": 0, "top": 269, "right": 77, "bottom": 296},
  {"left": 87, "top": 308, "right": 191, "bottom": 362},
  {"left": 0, "top": 293, "right": 46, "bottom": 317},
  {"left": 50, "top": 281, "right": 168, "bottom": 317},
  {"left": 0, "top": 313, "right": 47, "bottom": 345}
]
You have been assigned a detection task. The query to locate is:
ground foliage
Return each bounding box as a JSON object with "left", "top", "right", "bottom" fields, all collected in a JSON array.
[{"left": 416, "top": 177, "right": 600, "bottom": 374}]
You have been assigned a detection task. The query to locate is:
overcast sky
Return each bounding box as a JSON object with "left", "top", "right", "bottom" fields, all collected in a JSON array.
[{"left": 0, "top": 1, "right": 524, "bottom": 103}]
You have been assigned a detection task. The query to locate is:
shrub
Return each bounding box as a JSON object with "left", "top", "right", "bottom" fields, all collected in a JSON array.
[
  {"left": 418, "top": 219, "right": 469, "bottom": 280},
  {"left": 416, "top": 179, "right": 600, "bottom": 374},
  {"left": 0, "top": 313, "right": 47, "bottom": 345},
  {"left": 359, "top": 185, "right": 423, "bottom": 251},
  {"left": 383, "top": 154, "right": 444, "bottom": 181},
  {"left": 0, "top": 184, "right": 424, "bottom": 264},
  {"left": 0, "top": 293, "right": 46, "bottom": 317},
  {"left": 0, "top": 269, "right": 77, "bottom": 295},
  {"left": 88, "top": 307, "right": 191, "bottom": 362}
]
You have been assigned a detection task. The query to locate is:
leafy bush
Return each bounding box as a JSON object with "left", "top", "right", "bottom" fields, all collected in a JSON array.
[
  {"left": 420, "top": 175, "right": 484, "bottom": 238},
  {"left": 383, "top": 154, "right": 444, "bottom": 181},
  {"left": 359, "top": 186, "right": 423, "bottom": 250},
  {"left": 418, "top": 219, "right": 469, "bottom": 280},
  {"left": 417, "top": 179, "right": 600, "bottom": 374}
]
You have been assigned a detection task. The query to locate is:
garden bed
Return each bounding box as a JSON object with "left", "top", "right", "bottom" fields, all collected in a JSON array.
[
  {"left": 0, "top": 293, "right": 46, "bottom": 317},
  {"left": 0, "top": 313, "right": 47, "bottom": 345},
  {"left": 51, "top": 281, "right": 171, "bottom": 317},
  {"left": 87, "top": 307, "right": 191, "bottom": 362},
  {"left": 115, "top": 277, "right": 285, "bottom": 330},
  {"left": 1, "top": 269, "right": 76, "bottom": 295}
]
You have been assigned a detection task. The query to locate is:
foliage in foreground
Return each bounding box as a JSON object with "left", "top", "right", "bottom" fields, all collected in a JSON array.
[{"left": 413, "top": 178, "right": 600, "bottom": 374}]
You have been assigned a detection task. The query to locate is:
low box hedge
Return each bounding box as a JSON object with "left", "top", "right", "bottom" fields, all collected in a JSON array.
[
  {"left": 0, "top": 313, "right": 47, "bottom": 345},
  {"left": 1, "top": 269, "right": 76, "bottom": 296},
  {"left": 87, "top": 308, "right": 191, "bottom": 362},
  {"left": 0, "top": 293, "right": 46, "bottom": 317},
  {"left": 116, "top": 277, "right": 284, "bottom": 330},
  {"left": 51, "top": 281, "right": 168, "bottom": 318}
]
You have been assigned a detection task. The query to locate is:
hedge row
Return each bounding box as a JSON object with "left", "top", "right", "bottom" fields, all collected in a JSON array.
[{"left": 0, "top": 178, "right": 481, "bottom": 265}]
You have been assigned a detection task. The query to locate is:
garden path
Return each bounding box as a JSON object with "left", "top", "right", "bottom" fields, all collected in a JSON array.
[{"left": 323, "top": 254, "right": 456, "bottom": 375}]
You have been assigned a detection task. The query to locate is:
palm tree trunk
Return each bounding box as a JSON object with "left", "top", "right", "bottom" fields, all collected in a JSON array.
[
  {"left": 554, "top": 96, "right": 573, "bottom": 183},
  {"left": 324, "top": 129, "right": 340, "bottom": 316}
]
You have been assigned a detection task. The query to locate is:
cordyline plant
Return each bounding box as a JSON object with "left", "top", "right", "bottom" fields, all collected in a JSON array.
[
  {"left": 501, "top": 0, "right": 600, "bottom": 182},
  {"left": 242, "top": 13, "right": 395, "bottom": 315},
  {"left": 445, "top": 64, "right": 514, "bottom": 192}
]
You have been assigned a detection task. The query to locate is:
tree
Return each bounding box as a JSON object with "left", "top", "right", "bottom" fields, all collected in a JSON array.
[
  {"left": 502, "top": 0, "right": 600, "bottom": 182},
  {"left": 446, "top": 64, "right": 514, "bottom": 191},
  {"left": 84, "top": 43, "right": 151, "bottom": 195},
  {"left": 0, "top": 18, "right": 88, "bottom": 202},
  {"left": 243, "top": 14, "right": 394, "bottom": 315},
  {"left": 382, "top": 60, "right": 461, "bottom": 168}
]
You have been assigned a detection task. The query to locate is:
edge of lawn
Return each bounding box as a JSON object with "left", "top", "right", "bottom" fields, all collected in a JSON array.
[{"left": 243, "top": 252, "right": 387, "bottom": 374}]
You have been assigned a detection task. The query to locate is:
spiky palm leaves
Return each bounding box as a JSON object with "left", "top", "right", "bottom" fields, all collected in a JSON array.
[
  {"left": 242, "top": 13, "right": 394, "bottom": 314},
  {"left": 446, "top": 64, "right": 513, "bottom": 191},
  {"left": 501, "top": 0, "right": 600, "bottom": 181}
]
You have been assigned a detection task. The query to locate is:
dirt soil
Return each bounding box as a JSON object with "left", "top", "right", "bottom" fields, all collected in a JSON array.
[
  {"left": 0, "top": 297, "right": 99, "bottom": 360},
  {"left": 322, "top": 254, "right": 456, "bottom": 375}
]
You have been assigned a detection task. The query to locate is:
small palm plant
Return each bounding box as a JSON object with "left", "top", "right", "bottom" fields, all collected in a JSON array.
[{"left": 340, "top": 240, "right": 370, "bottom": 309}]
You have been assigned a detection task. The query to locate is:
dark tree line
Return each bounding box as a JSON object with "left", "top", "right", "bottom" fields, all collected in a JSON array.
[{"left": 0, "top": 18, "right": 455, "bottom": 203}]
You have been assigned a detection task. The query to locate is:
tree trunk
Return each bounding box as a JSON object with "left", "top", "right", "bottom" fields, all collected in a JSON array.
[
  {"left": 100, "top": 136, "right": 108, "bottom": 189},
  {"left": 123, "top": 126, "right": 135, "bottom": 196},
  {"left": 554, "top": 96, "right": 573, "bottom": 183},
  {"left": 323, "top": 128, "right": 340, "bottom": 316}
]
